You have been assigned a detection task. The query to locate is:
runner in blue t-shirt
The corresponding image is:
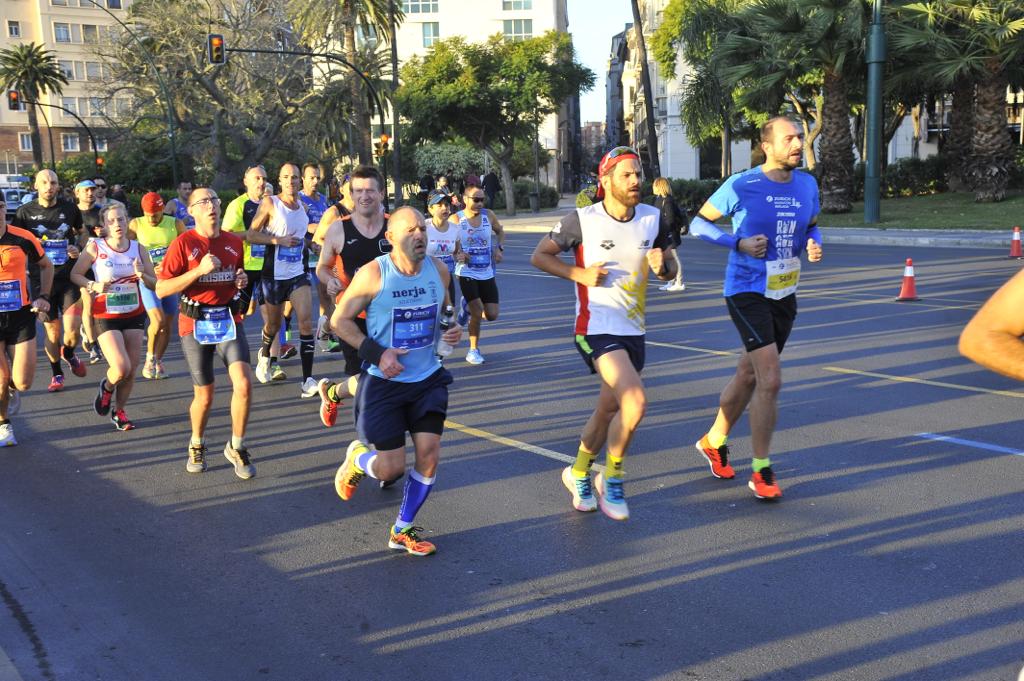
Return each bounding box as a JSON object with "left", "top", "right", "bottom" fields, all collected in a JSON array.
[{"left": 688, "top": 116, "right": 823, "bottom": 500}]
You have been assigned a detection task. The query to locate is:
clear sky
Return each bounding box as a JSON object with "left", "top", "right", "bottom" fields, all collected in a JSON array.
[{"left": 567, "top": 0, "right": 635, "bottom": 126}]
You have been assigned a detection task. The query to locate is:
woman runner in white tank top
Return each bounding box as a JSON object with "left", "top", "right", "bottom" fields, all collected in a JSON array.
[{"left": 71, "top": 203, "right": 157, "bottom": 431}]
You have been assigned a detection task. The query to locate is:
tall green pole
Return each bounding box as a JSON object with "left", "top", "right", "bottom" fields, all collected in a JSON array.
[{"left": 864, "top": 0, "right": 885, "bottom": 223}]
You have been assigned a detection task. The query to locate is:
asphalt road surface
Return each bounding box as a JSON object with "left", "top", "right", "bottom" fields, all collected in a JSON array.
[{"left": 1, "top": 233, "right": 1022, "bottom": 681}]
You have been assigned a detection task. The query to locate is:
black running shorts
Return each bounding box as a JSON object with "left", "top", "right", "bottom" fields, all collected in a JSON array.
[
  {"left": 726, "top": 292, "right": 797, "bottom": 353},
  {"left": 181, "top": 324, "right": 251, "bottom": 386}
]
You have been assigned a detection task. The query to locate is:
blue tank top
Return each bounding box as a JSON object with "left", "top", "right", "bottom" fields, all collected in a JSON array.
[
  {"left": 171, "top": 198, "right": 195, "bottom": 229},
  {"left": 365, "top": 254, "right": 444, "bottom": 383},
  {"left": 298, "top": 192, "right": 329, "bottom": 227}
]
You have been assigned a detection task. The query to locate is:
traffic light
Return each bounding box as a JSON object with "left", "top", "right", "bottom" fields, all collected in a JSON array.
[
  {"left": 374, "top": 133, "right": 389, "bottom": 158},
  {"left": 207, "top": 34, "right": 226, "bottom": 65},
  {"left": 96, "top": 157, "right": 105, "bottom": 170},
  {"left": 7, "top": 90, "right": 20, "bottom": 111}
]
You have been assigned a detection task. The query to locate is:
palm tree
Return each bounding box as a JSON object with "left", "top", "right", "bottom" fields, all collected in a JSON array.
[
  {"left": 652, "top": 0, "right": 746, "bottom": 177},
  {"left": 290, "top": 0, "right": 401, "bottom": 165},
  {"left": 891, "top": 1, "right": 1024, "bottom": 202},
  {"left": 717, "top": 0, "right": 867, "bottom": 213},
  {"left": 0, "top": 42, "right": 68, "bottom": 169},
  {"left": 630, "top": 0, "right": 661, "bottom": 177}
]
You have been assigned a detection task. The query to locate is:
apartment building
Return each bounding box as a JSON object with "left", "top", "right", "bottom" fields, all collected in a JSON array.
[
  {"left": 381, "top": 0, "right": 581, "bottom": 190},
  {"left": 1, "top": 0, "right": 128, "bottom": 174}
]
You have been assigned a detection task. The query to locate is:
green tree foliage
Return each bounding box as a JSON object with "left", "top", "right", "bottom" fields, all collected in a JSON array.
[
  {"left": 395, "top": 32, "right": 594, "bottom": 215},
  {"left": 0, "top": 43, "right": 68, "bottom": 169},
  {"left": 891, "top": 0, "right": 1024, "bottom": 202}
]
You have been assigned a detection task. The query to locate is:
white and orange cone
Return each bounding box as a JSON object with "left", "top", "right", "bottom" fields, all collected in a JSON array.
[
  {"left": 1009, "top": 226, "right": 1023, "bottom": 259},
  {"left": 895, "top": 258, "right": 920, "bottom": 302}
]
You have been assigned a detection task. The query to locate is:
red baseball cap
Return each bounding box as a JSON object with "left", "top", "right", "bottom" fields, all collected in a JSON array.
[{"left": 141, "top": 192, "right": 165, "bottom": 214}]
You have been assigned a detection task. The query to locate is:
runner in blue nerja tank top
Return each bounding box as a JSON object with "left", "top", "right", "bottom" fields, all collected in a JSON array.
[
  {"left": 688, "top": 116, "right": 824, "bottom": 501},
  {"left": 331, "top": 206, "right": 462, "bottom": 557}
]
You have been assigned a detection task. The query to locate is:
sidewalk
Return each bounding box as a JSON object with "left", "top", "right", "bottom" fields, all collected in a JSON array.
[{"left": 497, "top": 195, "right": 1015, "bottom": 250}]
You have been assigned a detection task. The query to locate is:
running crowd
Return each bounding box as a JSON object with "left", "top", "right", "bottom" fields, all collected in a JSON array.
[{"left": 4, "top": 117, "right": 829, "bottom": 557}]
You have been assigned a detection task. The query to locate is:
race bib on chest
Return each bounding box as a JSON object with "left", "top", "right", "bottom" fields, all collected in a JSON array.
[
  {"left": 148, "top": 246, "right": 168, "bottom": 265},
  {"left": 391, "top": 304, "right": 438, "bottom": 350},
  {"left": 277, "top": 244, "right": 303, "bottom": 263},
  {"left": 105, "top": 282, "right": 140, "bottom": 314},
  {"left": 250, "top": 243, "right": 267, "bottom": 260},
  {"left": 765, "top": 257, "right": 801, "bottom": 300},
  {"left": 194, "top": 306, "right": 237, "bottom": 345},
  {"left": 0, "top": 280, "right": 21, "bottom": 312},
  {"left": 43, "top": 239, "right": 69, "bottom": 266}
]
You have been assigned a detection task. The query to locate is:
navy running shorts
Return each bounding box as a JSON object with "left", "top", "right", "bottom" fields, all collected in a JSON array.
[
  {"left": 354, "top": 367, "right": 452, "bottom": 451},
  {"left": 260, "top": 273, "right": 310, "bottom": 306},
  {"left": 574, "top": 333, "right": 645, "bottom": 375},
  {"left": 726, "top": 292, "right": 797, "bottom": 353}
]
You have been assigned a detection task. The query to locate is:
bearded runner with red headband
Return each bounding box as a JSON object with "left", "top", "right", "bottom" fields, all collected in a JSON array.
[{"left": 531, "top": 147, "right": 676, "bottom": 520}]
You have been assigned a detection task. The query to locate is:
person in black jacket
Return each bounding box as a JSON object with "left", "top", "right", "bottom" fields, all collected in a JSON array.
[{"left": 653, "top": 178, "right": 686, "bottom": 291}]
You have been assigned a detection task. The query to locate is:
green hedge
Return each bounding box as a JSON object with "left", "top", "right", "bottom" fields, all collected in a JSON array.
[{"left": 491, "top": 181, "right": 559, "bottom": 210}]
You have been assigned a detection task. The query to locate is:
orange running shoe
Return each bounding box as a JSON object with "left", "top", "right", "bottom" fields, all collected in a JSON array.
[
  {"left": 334, "top": 440, "right": 367, "bottom": 501},
  {"left": 318, "top": 378, "right": 340, "bottom": 427},
  {"left": 695, "top": 435, "right": 736, "bottom": 479},
  {"left": 749, "top": 466, "right": 782, "bottom": 500},
  {"left": 388, "top": 526, "right": 436, "bottom": 556}
]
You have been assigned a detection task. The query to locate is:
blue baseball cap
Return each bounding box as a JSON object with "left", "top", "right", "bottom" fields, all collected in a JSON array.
[
  {"left": 427, "top": 189, "right": 451, "bottom": 207},
  {"left": 75, "top": 179, "right": 97, "bottom": 189}
]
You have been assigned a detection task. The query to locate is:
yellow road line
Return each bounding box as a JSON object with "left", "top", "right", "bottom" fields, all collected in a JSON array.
[
  {"left": 823, "top": 366, "right": 1024, "bottom": 399},
  {"left": 445, "top": 419, "right": 604, "bottom": 472}
]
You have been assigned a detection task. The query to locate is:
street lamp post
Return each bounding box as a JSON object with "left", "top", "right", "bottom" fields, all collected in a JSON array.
[
  {"left": 388, "top": 0, "right": 403, "bottom": 207},
  {"left": 864, "top": 0, "right": 885, "bottom": 224}
]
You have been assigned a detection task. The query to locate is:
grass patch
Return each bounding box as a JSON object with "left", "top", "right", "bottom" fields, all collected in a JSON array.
[{"left": 818, "top": 191, "right": 1024, "bottom": 230}]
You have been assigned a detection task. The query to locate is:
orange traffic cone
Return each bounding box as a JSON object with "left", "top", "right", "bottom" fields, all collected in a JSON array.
[
  {"left": 895, "top": 258, "right": 920, "bottom": 302},
  {"left": 1009, "top": 226, "right": 1023, "bottom": 259}
]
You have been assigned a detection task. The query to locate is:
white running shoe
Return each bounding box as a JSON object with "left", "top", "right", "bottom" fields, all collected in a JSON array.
[
  {"left": 561, "top": 467, "right": 597, "bottom": 512},
  {"left": 0, "top": 423, "right": 16, "bottom": 447},
  {"left": 594, "top": 472, "right": 629, "bottom": 521},
  {"left": 300, "top": 377, "right": 319, "bottom": 398},
  {"left": 659, "top": 282, "right": 672, "bottom": 291},
  {"left": 255, "top": 349, "right": 271, "bottom": 384},
  {"left": 666, "top": 282, "right": 686, "bottom": 292},
  {"left": 8, "top": 388, "right": 20, "bottom": 417},
  {"left": 465, "top": 348, "right": 485, "bottom": 365}
]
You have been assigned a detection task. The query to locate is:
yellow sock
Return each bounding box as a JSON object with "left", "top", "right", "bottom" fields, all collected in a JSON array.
[
  {"left": 572, "top": 445, "right": 596, "bottom": 478},
  {"left": 708, "top": 429, "right": 728, "bottom": 449},
  {"left": 605, "top": 455, "right": 625, "bottom": 480}
]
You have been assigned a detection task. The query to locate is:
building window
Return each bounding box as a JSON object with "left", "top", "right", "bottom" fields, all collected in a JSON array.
[
  {"left": 93, "top": 138, "right": 108, "bottom": 152},
  {"left": 61, "top": 134, "right": 80, "bottom": 152},
  {"left": 114, "top": 98, "right": 130, "bottom": 118},
  {"left": 356, "top": 24, "right": 378, "bottom": 47},
  {"left": 404, "top": 0, "right": 438, "bottom": 12},
  {"left": 503, "top": 0, "right": 532, "bottom": 9},
  {"left": 19, "top": 134, "right": 32, "bottom": 152},
  {"left": 503, "top": 19, "right": 532, "bottom": 42},
  {"left": 51, "top": 0, "right": 69, "bottom": 5},
  {"left": 422, "top": 22, "right": 439, "bottom": 48},
  {"left": 54, "top": 23, "right": 72, "bottom": 43},
  {"left": 86, "top": 62, "right": 102, "bottom": 81},
  {"left": 87, "top": 97, "right": 106, "bottom": 117},
  {"left": 82, "top": 24, "right": 99, "bottom": 44},
  {"left": 62, "top": 97, "right": 78, "bottom": 117},
  {"left": 107, "top": 0, "right": 122, "bottom": 8},
  {"left": 7, "top": 21, "right": 20, "bottom": 38},
  {"left": 58, "top": 60, "right": 75, "bottom": 80}
]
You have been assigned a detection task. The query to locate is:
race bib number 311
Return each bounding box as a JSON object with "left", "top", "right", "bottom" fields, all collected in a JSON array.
[{"left": 391, "top": 304, "right": 438, "bottom": 350}]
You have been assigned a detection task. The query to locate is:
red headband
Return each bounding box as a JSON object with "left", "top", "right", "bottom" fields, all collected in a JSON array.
[{"left": 595, "top": 148, "right": 639, "bottom": 199}]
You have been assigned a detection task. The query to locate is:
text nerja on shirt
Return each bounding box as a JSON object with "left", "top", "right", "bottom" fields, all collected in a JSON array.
[
  {"left": 548, "top": 202, "right": 671, "bottom": 337},
  {"left": 707, "top": 167, "right": 820, "bottom": 298},
  {"left": 365, "top": 254, "right": 445, "bottom": 384},
  {"left": 158, "top": 229, "right": 245, "bottom": 337}
]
